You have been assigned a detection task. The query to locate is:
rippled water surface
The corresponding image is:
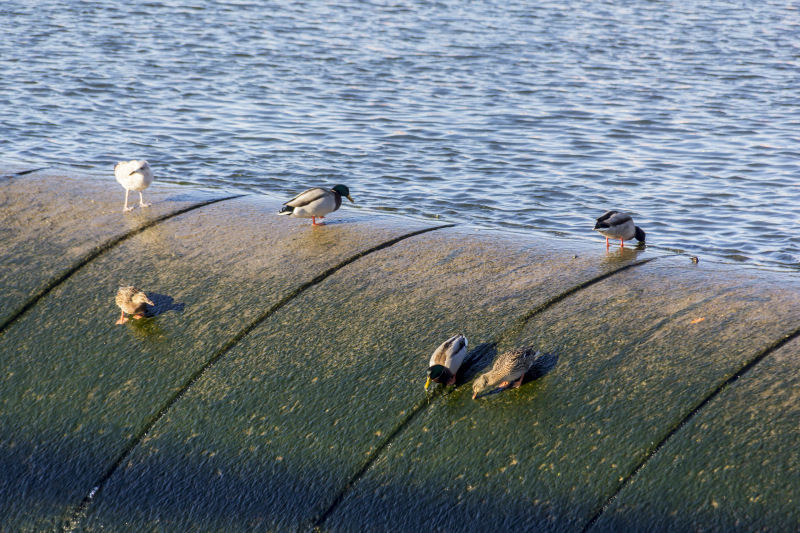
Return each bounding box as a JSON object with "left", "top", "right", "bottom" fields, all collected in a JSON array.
[{"left": 2, "top": 1, "right": 799, "bottom": 269}]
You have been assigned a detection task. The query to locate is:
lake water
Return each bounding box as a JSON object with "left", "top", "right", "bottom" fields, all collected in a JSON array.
[{"left": 2, "top": 0, "right": 799, "bottom": 271}]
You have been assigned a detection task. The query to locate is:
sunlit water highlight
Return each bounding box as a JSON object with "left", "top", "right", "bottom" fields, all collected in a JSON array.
[{"left": 2, "top": 0, "right": 799, "bottom": 270}]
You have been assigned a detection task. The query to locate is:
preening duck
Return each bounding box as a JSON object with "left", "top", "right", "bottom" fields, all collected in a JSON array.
[
  {"left": 425, "top": 334, "right": 468, "bottom": 390},
  {"left": 593, "top": 210, "right": 646, "bottom": 247},
  {"left": 115, "top": 286, "right": 154, "bottom": 325},
  {"left": 278, "top": 184, "right": 354, "bottom": 226}
]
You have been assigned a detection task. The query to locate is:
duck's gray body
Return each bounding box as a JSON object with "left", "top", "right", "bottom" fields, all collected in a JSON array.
[
  {"left": 426, "top": 334, "right": 468, "bottom": 389},
  {"left": 472, "top": 346, "right": 539, "bottom": 399},
  {"left": 278, "top": 184, "right": 353, "bottom": 225},
  {"left": 593, "top": 210, "right": 645, "bottom": 244}
]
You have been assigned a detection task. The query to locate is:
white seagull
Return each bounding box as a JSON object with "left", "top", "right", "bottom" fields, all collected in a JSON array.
[{"left": 114, "top": 160, "right": 154, "bottom": 212}]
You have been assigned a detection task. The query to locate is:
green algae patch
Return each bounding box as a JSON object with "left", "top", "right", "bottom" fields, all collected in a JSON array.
[
  {"left": 320, "top": 258, "right": 800, "bottom": 532},
  {"left": 594, "top": 336, "right": 800, "bottom": 532},
  {"left": 0, "top": 195, "right": 438, "bottom": 532},
  {"left": 79, "top": 230, "right": 654, "bottom": 531}
]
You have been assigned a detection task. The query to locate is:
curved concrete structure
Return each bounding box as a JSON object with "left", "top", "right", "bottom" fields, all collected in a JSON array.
[{"left": 1, "top": 167, "right": 798, "bottom": 532}]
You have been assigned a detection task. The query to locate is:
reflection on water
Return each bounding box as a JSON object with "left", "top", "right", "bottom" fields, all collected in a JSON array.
[
  {"left": 600, "top": 244, "right": 649, "bottom": 265},
  {"left": 1, "top": 0, "right": 799, "bottom": 271}
]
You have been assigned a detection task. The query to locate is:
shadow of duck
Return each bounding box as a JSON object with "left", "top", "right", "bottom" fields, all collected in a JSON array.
[
  {"left": 144, "top": 293, "right": 186, "bottom": 318},
  {"left": 456, "top": 342, "right": 498, "bottom": 385}
]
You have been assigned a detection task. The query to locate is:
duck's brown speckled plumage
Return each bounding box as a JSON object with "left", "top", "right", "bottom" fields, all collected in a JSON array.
[
  {"left": 472, "top": 346, "right": 539, "bottom": 399},
  {"left": 115, "top": 286, "right": 154, "bottom": 324}
]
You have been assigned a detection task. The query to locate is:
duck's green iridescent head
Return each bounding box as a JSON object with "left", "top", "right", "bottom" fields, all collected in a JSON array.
[
  {"left": 332, "top": 184, "right": 354, "bottom": 203},
  {"left": 425, "top": 364, "right": 452, "bottom": 390}
]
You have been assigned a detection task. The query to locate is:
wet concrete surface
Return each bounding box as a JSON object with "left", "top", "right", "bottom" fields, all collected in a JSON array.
[
  {"left": 1, "top": 169, "right": 798, "bottom": 532},
  {"left": 321, "top": 259, "right": 800, "bottom": 532},
  {"left": 593, "top": 336, "right": 800, "bottom": 532},
  {"left": 78, "top": 229, "right": 658, "bottom": 531},
  {"left": 0, "top": 168, "right": 235, "bottom": 329}
]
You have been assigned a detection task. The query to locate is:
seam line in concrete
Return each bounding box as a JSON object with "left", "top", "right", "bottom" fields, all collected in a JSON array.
[
  {"left": 59, "top": 223, "right": 456, "bottom": 533},
  {"left": 0, "top": 167, "right": 50, "bottom": 179},
  {"left": 0, "top": 195, "right": 245, "bottom": 338},
  {"left": 308, "top": 256, "right": 659, "bottom": 531},
  {"left": 581, "top": 322, "right": 800, "bottom": 532}
]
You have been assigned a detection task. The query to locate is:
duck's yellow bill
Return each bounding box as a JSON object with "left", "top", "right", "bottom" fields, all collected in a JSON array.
[
  {"left": 424, "top": 377, "right": 432, "bottom": 390},
  {"left": 346, "top": 194, "right": 354, "bottom": 203}
]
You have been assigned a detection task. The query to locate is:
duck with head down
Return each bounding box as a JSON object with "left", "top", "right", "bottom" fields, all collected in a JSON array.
[
  {"left": 425, "top": 334, "right": 468, "bottom": 391},
  {"left": 472, "top": 346, "right": 539, "bottom": 400},
  {"left": 593, "top": 210, "right": 646, "bottom": 247}
]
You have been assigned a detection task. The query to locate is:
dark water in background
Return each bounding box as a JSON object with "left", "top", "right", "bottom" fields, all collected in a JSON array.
[{"left": 2, "top": 1, "right": 799, "bottom": 270}]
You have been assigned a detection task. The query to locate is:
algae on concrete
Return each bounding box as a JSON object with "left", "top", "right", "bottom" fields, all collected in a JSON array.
[
  {"left": 321, "top": 258, "right": 800, "bottom": 532},
  {"left": 593, "top": 336, "right": 800, "bottom": 532},
  {"left": 80, "top": 229, "right": 657, "bottom": 531},
  {"left": 3, "top": 170, "right": 798, "bottom": 532},
  {"left": 0, "top": 194, "right": 438, "bottom": 532},
  {"left": 0, "top": 169, "right": 232, "bottom": 328}
]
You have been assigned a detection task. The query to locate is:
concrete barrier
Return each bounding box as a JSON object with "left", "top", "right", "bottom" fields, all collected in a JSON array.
[{"left": 1, "top": 167, "right": 798, "bottom": 532}]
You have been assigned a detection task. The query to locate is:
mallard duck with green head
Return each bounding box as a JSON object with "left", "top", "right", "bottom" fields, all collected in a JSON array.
[
  {"left": 278, "top": 184, "right": 354, "bottom": 226},
  {"left": 472, "top": 346, "right": 539, "bottom": 400},
  {"left": 425, "top": 334, "right": 468, "bottom": 390},
  {"left": 115, "top": 286, "right": 154, "bottom": 325}
]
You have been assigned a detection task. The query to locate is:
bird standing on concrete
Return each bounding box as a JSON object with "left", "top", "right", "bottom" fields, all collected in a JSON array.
[
  {"left": 278, "top": 184, "right": 354, "bottom": 226},
  {"left": 425, "top": 334, "right": 468, "bottom": 390},
  {"left": 593, "top": 210, "right": 646, "bottom": 247},
  {"left": 472, "top": 346, "right": 539, "bottom": 400},
  {"left": 115, "top": 160, "right": 154, "bottom": 212},
  {"left": 115, "top": 286, "right": 154, "bottom": 325}
]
